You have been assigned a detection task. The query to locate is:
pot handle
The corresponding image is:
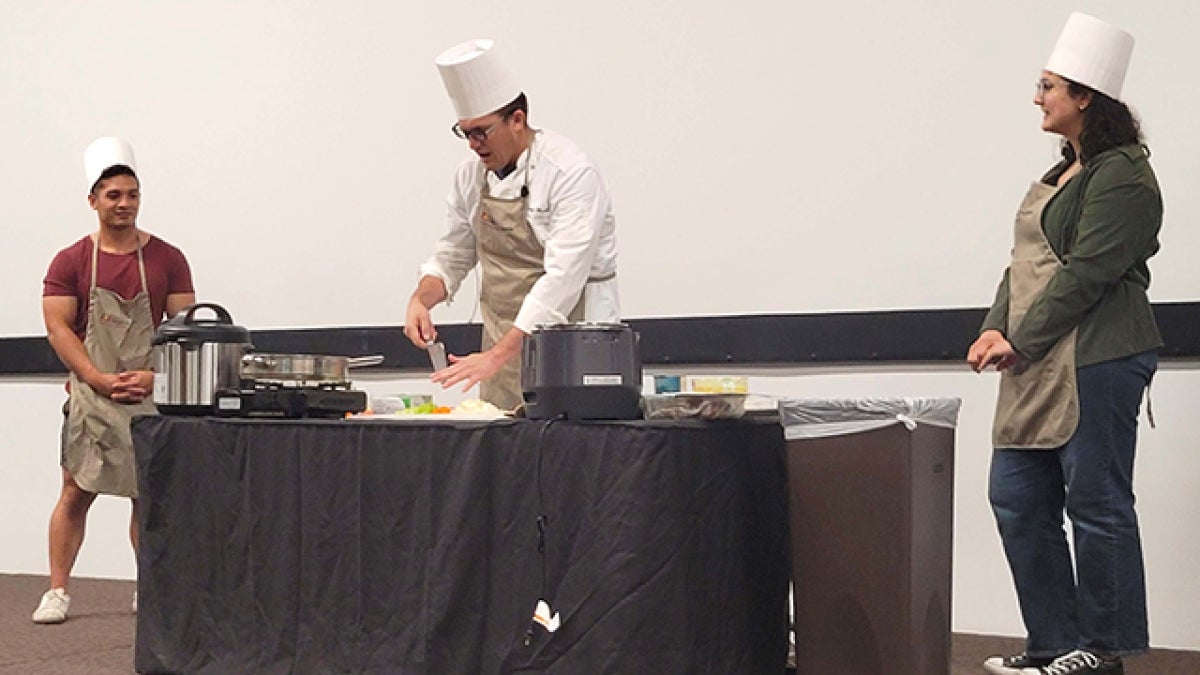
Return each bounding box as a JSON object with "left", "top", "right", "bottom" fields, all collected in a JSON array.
[
  {"left": 180, "top": 303, "right": 234, "bottom": 326},
  {"left": 243, "top": 353, "right": 275, "bottom": 367},
  {"left": 347, "top": 355, "right": 385, "bottom": 368}
]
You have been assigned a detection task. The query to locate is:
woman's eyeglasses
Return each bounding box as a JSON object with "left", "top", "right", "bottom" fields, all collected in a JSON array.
[{"left": 1035, "top": 79, "right": 1061, "bottom": 96}]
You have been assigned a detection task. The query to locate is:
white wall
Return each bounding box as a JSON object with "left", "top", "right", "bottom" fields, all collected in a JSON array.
[
  {"left": 3, "top": 366, "right": 1198, "bottom": 650},
  {"left": 1, "top": 0, "right": 1198, "bottom": 336},
  {"left": 2, "top": 0, "right": 1198, "bottom": 652}
]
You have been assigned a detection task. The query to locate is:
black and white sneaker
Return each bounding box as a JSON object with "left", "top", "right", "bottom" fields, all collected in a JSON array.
[
  {"left": 1029, "top": 650, "right": 1123, "bottom": 674},
  {"left": 983, "top": 652, "right": 1058, "bottom": 674}
]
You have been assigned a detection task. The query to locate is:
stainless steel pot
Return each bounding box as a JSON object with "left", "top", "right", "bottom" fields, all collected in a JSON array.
[
  {"left": 153, "top": 303, "right": 252, "bottom": 415},
  {"left": 241, "top": 353, "right": 383, "bottom": 384}
]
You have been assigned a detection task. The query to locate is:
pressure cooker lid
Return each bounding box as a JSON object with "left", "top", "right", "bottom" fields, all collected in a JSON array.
[
  {"left": 532, "top": 321, "right": 630, "bottom": 333},
  {"left": 154, "top": 302, "right": 252, "bottom": 345}
]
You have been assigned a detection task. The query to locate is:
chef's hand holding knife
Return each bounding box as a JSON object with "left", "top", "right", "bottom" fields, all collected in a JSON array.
[
  {"left": 404, "top": 298, "right": 438, "bottom": 351},
  {"left": 405, "top": 276, "right": 519, "bottom": 392}
]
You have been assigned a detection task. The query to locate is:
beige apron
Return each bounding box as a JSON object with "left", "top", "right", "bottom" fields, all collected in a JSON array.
[
  {"left": 474, "top": 147, "right": 586, "bottom": 410},
  {"left": 64, "top": 234, "right": 157, "bottom": 496},
  {"left": 991, "top": 182, "right": 1080, "bottom": 449}
]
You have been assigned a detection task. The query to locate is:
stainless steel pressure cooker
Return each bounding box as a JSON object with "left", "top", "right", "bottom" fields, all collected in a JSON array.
[{"left": 153, "top": 303, "right": 252, "bottom": 415}]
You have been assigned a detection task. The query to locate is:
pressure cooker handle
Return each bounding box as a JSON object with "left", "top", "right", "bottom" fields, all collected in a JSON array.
[{"left": 180, "top": 303, "right": 234, "bottom": 326}]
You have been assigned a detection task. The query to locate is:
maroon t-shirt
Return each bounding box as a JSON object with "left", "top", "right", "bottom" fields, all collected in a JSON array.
[{"left": 42, "top": 234, "right": 195, "bottom": 340}]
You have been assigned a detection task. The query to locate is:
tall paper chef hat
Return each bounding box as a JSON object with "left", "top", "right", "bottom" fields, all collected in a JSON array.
[
  {"left": 84, "top": 137, "right": 137, "bottom": 191},
  {"left": 1045, "top": 12, "right": 1134, "bottom": 100},
  {"left": 435, "top": 39, "right": 522, "bottom": 120}
]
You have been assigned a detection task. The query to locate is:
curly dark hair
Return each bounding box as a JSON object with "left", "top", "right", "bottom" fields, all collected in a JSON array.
[{"left": 1060, "top": 80, "right": 1142, "bottom": 163}]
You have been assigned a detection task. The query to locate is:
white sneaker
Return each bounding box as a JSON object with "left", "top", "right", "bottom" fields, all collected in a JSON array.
[
  {"left": 32, "top": 587, "right": 70, "bottom": 624},
  {"left": 131, "top": 590, "right": 137, "bottom": 614}
]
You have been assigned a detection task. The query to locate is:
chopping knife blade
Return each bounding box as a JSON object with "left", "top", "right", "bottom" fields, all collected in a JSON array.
[{"left": 426, "top": 341, "right": 448, "bottom": 371}]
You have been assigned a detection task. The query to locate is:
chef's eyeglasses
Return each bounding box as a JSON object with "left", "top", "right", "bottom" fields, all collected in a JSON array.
[{"left": 451, "top": 116, "right": 506, "bottom": 143}]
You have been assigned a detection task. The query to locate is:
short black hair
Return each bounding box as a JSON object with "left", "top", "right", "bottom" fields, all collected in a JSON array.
[
  {"left": 90, "top": 164, "right": 138, "bottom": 195},
  {"left": 495, "top": 92, "right": 528, "bottom": 119}
]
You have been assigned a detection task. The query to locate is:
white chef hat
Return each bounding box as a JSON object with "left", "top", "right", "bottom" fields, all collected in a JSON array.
[
  {"left": 1045, "top": 12, "right": 1135, "bottom": 100},
  {"left": 435, "top": 38, "right": 522, "bottom": 120},
  {"left": 84, "top": 137, "right": 137, "bottom": 190}
]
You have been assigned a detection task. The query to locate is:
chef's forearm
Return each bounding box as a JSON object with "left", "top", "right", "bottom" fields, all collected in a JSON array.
[
  {"left": 412, "top": 275, "right": 449, "bottom": 309},
  {"left": 490, "top": 327, "right": 527, "bottom": 364}
]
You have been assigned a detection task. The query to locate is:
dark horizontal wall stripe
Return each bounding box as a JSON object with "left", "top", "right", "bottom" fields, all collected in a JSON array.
[
  {"left": 633, "top": 309, "right": 991, "bottom": 365},
  {"left": 0, "top": 336, "right": 70, "bottom": 374},
  {"left": 3, "top": 302, "right": 1198, "bottom": 375}
]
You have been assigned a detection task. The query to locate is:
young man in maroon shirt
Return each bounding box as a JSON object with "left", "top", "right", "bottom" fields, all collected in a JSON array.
[{"left": 33, "top": 138, "right": 196, "bottom": 624}]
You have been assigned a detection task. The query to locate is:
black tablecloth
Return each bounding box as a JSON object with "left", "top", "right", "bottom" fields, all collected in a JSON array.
[{"left": 132, "top": 416, "right": 789, "bottom": 674}]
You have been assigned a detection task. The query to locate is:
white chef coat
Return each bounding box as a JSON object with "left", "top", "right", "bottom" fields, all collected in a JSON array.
[{"left": 419, "top": 129, "right": 620, "bottom": 333}]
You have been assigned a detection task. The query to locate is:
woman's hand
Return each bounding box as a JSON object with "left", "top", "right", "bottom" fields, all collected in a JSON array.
[{"left": 967, "top": 330, "right": 1024, "bottom": 373}]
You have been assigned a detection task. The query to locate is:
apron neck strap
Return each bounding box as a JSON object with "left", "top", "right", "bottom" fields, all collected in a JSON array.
[{"left": 90, "top": 232, "right": 149, "bottom": 295}]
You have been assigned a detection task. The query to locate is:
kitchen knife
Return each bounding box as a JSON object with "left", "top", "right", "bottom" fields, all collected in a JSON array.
[{"left": 426, "top": 341, "right": 448, "bottom": 371}]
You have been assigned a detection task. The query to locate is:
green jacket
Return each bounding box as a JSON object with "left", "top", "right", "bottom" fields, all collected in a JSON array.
[{"left": 981, "top": 144, "right": 1163, "bottom": 366}]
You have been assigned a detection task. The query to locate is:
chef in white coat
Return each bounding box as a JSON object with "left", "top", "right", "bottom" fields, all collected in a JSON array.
[{"left": 404, "top": 38, "right": 620, "bottom": 410}]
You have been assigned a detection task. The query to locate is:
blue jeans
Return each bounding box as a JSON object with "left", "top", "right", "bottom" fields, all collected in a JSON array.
[{"left": 989, "top": 350, "right": 1156, "bottom": 657}]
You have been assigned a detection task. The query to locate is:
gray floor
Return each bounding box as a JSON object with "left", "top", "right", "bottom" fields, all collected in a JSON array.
[{"left": 2, "top": 574, "right": 1197, "bottom": 674}]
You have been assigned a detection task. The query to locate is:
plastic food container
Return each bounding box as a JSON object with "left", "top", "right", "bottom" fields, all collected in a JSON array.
[
  {"left": 685, "top": 376, "right": 749, "bottom": 393},
  {"left": 371, "top": 394, "right": 432, "bottom": 414},
  {"left": 642, "top": 392, "right": 748, "bottom": 420},
  {"left": 652, "top": 374, "right": 683, "bottom": 393}
]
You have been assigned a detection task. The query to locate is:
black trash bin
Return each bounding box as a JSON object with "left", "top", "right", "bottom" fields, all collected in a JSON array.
[{"left": 780, "top": 398, "right": 960, "bottom": 675}]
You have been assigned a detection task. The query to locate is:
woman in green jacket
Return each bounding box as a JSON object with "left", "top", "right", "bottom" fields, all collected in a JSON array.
[{"left": 967, "top": 12, "right": 1161, "bottom": 675}]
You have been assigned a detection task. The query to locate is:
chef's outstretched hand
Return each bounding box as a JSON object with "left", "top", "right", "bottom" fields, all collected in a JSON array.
[
  {"left": 431, "top": 349, "right": 507, "bottom": 393},
  {"left": 404, "top": 295, "right": 437, "bottom": 349},
  {"left": 967, "top": 330, "right": 1023, "bottom": 373}
]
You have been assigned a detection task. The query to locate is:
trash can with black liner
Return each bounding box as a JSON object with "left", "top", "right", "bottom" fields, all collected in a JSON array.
[{"left": 780, "top": 397, "right": 961, "bottom": 675}]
